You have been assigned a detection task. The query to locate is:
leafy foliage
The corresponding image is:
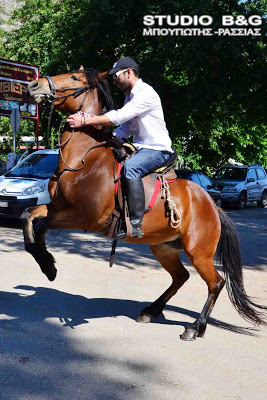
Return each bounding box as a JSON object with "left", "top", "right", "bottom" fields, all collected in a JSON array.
[
  {"left": 0, "top": 116, "right": 35, "bottom": 166},
  {"left": 1, "top": 0, "right": 266, "bottom": 169}
]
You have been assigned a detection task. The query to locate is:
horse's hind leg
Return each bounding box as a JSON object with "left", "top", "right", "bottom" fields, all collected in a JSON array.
[
  {"left": 180, "top": 254, "right": 225, "bottom": 341},
  {"left": 137, "top": 241, "right": 190, "bottom": 323},
  {"left": 20, "top": 205, "right": 57, "bottom": 281}
]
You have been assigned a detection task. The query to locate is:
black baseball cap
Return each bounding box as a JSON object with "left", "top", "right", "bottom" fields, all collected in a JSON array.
[{"left": 108, "top": 57, "right": 138, "bottom": 75}]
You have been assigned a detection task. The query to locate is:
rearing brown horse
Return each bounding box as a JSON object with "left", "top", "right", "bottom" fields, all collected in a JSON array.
[{"left": 23, "top": 66, "right": 266, "bottom": 341}]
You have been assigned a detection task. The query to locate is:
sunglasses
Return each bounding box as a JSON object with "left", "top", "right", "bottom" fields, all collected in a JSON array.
[{"left": 113, "top": 68, "right": 130, "bottom": 80}]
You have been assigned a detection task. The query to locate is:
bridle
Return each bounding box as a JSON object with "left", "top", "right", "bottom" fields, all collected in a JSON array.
[
  {"left": 44, "top": 71, "right": 115, "bottom": 172},
  {"left": 44, "top": 71, "right": 94, "bottom": 145},
  {"left": 45, "top": 73, "right": 93, "bottom": 103}
]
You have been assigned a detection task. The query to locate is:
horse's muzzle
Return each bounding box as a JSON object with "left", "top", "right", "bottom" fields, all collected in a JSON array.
[{"left": 27, "top": 79, "right": 50, "bottom": 103}]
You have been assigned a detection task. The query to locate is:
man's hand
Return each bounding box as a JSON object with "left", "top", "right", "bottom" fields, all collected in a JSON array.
[
  {"left": 66, "top": 113, "right": 114, "bottom": 129},
  {"left": 66, "top": 113, "right": 84, "bottom": 129}
]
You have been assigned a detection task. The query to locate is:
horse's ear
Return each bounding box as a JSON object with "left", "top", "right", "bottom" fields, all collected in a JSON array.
[
  {"left": 79, "top": 65, "right": 85, "bottom": 71},
  {"left": 98, "top": 71, "right": 109, "bottom": 80}
]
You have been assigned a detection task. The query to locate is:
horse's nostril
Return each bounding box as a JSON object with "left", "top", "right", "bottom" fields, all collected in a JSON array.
[
  {"left": 27, "top": 80, "right": 39, "bottom": 93},
  {"left": 27, "top": 80, "right": 40, "bottom": 97},
  {"left": 31, "top": 81, "right": 39, "bottom": 90}
]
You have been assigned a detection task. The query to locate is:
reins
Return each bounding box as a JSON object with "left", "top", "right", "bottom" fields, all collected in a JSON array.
[
  {"left": 59, "top": 138, "right": 110, "bottom": 172},
  {"left": 57, "top": 119, "right": 113, "bottom": 171}
]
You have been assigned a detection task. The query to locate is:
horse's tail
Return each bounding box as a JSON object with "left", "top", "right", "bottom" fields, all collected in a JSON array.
[{"left": 217, "top": 208, "right": 267, "bottom": 326}]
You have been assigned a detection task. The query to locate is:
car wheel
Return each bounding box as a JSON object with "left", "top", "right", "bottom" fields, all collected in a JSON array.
[
  {"left": 237, "top": 192, "right": 247, "bottom": 210},
  {"left": 215, "top": 197, "right": 222, "bottom": 208},
  {"left": 257, "top": 190, "right": 267, "bottom": 208}
]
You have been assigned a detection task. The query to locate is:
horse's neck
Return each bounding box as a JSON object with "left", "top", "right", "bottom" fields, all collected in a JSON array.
[
  {"left": 58, "top": 85, "right": 113, "bottom": 167},
  {"left": 59, "top": 128, "right": 113, "bottom": 171},
  {"left": 80, "top": 89, "right": 113, "bottom": 141},
  {"left": 61, "top": 83, "right": 112, "bottom": 148},
  {"left": 82, "top": 87, "right": 102, "bottom": 116},
  {"left": 61, "top": 125, "right": 112, "bottom": 145}
]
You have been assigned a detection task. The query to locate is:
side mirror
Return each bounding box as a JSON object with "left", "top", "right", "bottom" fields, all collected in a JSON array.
[{"left": 247, "top": 178, "right": 255, "bottom": 183}]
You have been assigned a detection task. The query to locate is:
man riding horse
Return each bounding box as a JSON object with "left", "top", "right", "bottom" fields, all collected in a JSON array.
[
  {"left": 67, "top": 57, "right": 173, "bottom": 239},
  {"left": 24, "top": 63, "right": 267, "bottom": 340}
]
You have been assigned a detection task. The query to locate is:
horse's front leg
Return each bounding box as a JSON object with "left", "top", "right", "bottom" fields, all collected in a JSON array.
[{"left": 20, "top": 204, "right": 57, "bottom": 281}]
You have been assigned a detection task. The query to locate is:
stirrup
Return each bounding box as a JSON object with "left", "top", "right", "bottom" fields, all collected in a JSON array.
[
  {"left": 114, "top": 225, "right": 143, "bottom": 240},
  {"left": 132, "top": 226, "right": 144, "bottom": 238},
  {"left": 114, "top": 229, "right": 127, "bottom": 240}
]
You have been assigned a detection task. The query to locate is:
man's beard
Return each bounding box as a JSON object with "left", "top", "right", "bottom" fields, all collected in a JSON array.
[{"left": 117, "top": 82, "right": 131, "bottom": 92}]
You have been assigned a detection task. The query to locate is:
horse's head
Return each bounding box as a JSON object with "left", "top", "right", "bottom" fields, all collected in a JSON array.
[{"left": 27, "top": 66, "right": 113, "bottom": 115}]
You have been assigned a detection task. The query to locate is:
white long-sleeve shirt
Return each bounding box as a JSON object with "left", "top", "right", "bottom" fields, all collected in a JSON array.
[{"left": 105, "top": 79, "right": 173, "bottom": 152}]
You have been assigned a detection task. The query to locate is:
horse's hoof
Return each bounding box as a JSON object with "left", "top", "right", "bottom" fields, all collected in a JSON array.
[
  {"left": 136, "top": 313, "right": 152, "bottom": 323},
  {"left": 180, "top": 328, "right": 198, "bottom": 341},
  {"left": 46, "top": 267, "right": 57, "bottom": 281},
  {"left": 197, "top": 330, "right": 206, "bottom": 338}
]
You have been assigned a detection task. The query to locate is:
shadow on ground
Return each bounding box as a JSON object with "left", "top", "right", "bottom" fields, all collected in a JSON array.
[
  {"left": 0, "top": 284, "right": 162, "bottom": 400},
  {"left": 1, "top": 286, "right": 257, "bottom": 400},
  {"left": 0, "top": 206, "right": 266, "bottom": 272},
  {"left": 0, "top": 286, "right": 259, "bottom": 398},
  {"left": 1, "top": 286, "right": 258, "bottom": 335}
]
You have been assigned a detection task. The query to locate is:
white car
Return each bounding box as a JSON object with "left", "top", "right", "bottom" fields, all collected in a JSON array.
[{"left": 0, "top": 149, "right": 59, "bottom": 218}]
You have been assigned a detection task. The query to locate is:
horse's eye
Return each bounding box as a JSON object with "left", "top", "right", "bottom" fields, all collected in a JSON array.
[{"left": 71, "top": 75, "right": 79, "bottom": 81}]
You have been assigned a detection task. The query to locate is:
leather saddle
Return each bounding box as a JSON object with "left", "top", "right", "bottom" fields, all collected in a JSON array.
[
  {"left": 106, "top": 144, "right": 178, "bottom": 266},
  {"left": 108, "top": 145, "right": 177, "bottom": 232},
  {"left": 119, "top": 142, "right": 177, "bottom": 177}
]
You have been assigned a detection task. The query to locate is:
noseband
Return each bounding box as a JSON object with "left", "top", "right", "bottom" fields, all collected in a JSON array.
[
  {"left": 45, "top": 74, "right": 93, "bottom": 103},
  {"left": 44, "top": 72, "right": 93, "bottom": 145}
]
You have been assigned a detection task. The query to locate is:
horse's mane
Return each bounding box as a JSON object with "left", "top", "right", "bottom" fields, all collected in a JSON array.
[{"left": 84, "top": 68, "right": 114, "bottom": 112}]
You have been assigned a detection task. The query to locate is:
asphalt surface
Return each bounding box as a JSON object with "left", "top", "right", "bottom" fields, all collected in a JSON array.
[{"left": 0, "top": 205, "right": 266, "bottom": 400}]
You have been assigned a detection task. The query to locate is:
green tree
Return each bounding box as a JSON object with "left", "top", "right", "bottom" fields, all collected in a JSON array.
[{"left": 0, "top": 116, "right": 36, "bottom": 165}]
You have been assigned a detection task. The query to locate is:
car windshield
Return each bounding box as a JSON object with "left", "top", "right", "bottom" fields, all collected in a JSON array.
[
  {"left": 6, "top": 153, "right": 58, "bottom": 179},
  {"left": 214, "top": 167, "right": 247, "bottom": 181}
]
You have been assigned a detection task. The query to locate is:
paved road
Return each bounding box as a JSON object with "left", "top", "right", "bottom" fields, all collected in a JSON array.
[{"left": 0, "top": 206, "right": 266, "bottom": 400}]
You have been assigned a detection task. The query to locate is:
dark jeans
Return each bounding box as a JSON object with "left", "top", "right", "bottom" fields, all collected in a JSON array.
[{"left": 122, "top": 148, "right": 172, "bottom": 180}]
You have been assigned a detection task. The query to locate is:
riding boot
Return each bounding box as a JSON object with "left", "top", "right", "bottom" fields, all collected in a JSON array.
[{"left": 114, "top": 177, "right": 145, "bottom": 240}]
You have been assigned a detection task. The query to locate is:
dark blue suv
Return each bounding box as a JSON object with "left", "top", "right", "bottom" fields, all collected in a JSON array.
[{"left": 175, "top": 170, "right": 222, "bottom": 207}]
